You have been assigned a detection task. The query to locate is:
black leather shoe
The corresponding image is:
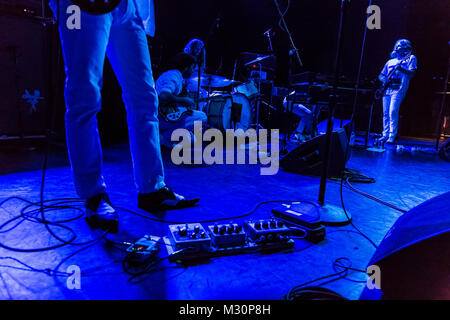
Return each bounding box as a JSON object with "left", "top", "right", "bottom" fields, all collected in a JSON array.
[
  {"left": 85, "top": 193, "right": 119, "bottom": 234},
  {"left": 138, "top": 186, "right": 199, "bottom": 213}
]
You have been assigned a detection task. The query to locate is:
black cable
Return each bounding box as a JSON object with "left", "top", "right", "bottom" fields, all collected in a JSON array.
[
  {"left": 340, "top": 176, "right": 378, "bottom": 249},
  {"left": 117, "top": 200, "right": 320, "bottom": 225},
  {"left": 284, "top": 257, "right": 351, "bottom": 300},
  {"left": 0, "top": 196, "right": 105, "bottom": 251},
  {"left": 284, "top": 257, "right": 370, "bottom": 300},
  {"left": 126, "top": 254, "right": 174, "bottom": 281},
  {"left": 277, "top": 0, "right": 291, "bottom": 33},
  {"left": 345, "top": 179, "right": 408, "bottom": 213}
]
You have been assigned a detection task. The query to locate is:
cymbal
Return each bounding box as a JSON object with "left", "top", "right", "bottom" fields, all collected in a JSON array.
[
  {"left": 191, "top": 74, "right": 237, "bottom": 88},
  {"left": 244, "top": 54, "right": 274, "bottom": 66}
]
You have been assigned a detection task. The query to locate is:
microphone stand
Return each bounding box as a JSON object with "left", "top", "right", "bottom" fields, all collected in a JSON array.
[
  {"left": 317, "top": 0, "right": 352, "bottom": 226},
  {"left": 273, "top": 0, "right": 303, "bottom": 68},
  {"left": 273, "top": 0, "right": 303, "bottom": 155},
  {"left": 435, "top": 44, "right": 450, "bottom": 150}
]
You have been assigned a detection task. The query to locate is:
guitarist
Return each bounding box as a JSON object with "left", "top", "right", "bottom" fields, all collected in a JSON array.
[
  {"left": 156, "top": 53, "right": 207, "bottom": 148},
  {"left": 376, "top": 39, "right": 418, "bottom": 144},
  {"left": 47, "top": 0, "right": 199, "bottom": 233}
]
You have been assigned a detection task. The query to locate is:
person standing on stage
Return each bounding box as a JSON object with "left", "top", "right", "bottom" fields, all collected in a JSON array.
[
  {"left": 48, "top": 0, "right": 199, "bottom": 233},
  {"left": 377, "top": 39, "right": 418, "bottom": 144}
]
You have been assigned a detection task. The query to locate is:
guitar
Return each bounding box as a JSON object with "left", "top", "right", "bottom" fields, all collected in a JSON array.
[
  {"left": 70, "top": 0, "right": 121, "bottom": 14},
  {"left": 159, "top": 95, "right": 224, "bottom": 123},
  {"left": 374, "top": 54, "right": 411, "bottom": 100}
]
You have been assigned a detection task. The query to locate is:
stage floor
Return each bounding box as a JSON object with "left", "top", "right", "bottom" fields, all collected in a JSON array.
[{"left": 0, "top": 138, "right": 449, "bottom": 300}]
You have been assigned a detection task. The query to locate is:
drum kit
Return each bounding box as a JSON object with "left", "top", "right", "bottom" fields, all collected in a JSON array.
[
  {"left": 187, "top": 73, "right": 255, "bottom": 131},
  {"left": 190, "top": 54, "right": 273, "bottom": 131}
]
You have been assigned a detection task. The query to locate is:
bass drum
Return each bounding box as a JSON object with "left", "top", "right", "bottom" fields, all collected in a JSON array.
[{"left": 207, "top": 93, "right": 252, "bottom": 131}]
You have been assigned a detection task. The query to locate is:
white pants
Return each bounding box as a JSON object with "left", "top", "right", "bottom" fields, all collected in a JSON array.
[
  {"left": 283, "top": 100, "right": 314, "bottom": 135},
  {"left": 382, "top": 91, "right": 406, "bottom": 140},
  {"left": 50, "top": 0, "right": 165, "bottom": 198}
]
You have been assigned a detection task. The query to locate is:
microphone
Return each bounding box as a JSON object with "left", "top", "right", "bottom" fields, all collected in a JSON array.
[{"left": 263, "top": 28, "right": 272, "bottom": 37}]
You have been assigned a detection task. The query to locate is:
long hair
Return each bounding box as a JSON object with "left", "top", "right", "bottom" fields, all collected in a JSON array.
[
  {"left": 390, "top": 39, "right": 412, "bottom": 59},
  {"left": 184, "top": 38, "right": 206, "bottom": 67}
]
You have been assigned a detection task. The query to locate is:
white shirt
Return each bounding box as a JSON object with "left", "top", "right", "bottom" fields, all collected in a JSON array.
[
  {"left": 380, "top": 55, "right": 418, "bottom": 95},
  {"left": 155, "top": 70, "right": 184, "bottom": 96}
]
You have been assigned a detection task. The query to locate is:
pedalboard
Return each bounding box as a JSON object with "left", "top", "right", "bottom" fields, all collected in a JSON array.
[
  {"left": 243, "top": 218, "right": 292, "bottom": 243},
  {"left": 168, "top": 223, "right": 211, "bottom": 251},
  {"left": 207, "top": 223, "right": 246, "bottom": 247}
]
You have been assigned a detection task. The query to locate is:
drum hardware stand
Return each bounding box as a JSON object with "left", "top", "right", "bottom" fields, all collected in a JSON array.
[
  {"left": 252, "top": 61, "right": 264, "bottom": 131},
  {"left": 232, "top": 59, "right": 238, "bottom": 87},
  {"left": 434, "top": 43, "right": 450, "bottom": 150},
  {"left": 361, "top": 90, "right": 381, "bottom": 149},
  {"left": 280, "top": 53, "right": 298, "bottom": 156}
]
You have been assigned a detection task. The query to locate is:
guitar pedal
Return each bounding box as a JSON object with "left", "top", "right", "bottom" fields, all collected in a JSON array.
[{"left": 168, "top": 223, "right": 211, "bottom": 251}]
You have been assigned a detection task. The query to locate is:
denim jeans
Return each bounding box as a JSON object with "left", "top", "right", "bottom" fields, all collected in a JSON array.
[
  {"left": 382, "top": 90, "right": 406, "bottom": 140},
  {"left": 50, "top": 0, "right": 165, "bottom": 198}
]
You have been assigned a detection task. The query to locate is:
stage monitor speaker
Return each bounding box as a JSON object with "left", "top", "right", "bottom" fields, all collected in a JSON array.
[
  {"left": 439, "top": 138, "right": 450, "bottom": 162},
  {"left": 280, "top": 120, "right": 352, "bottom": 178},
  {"left": 365, "top": 191, "right": 450, "bottom": 300}
]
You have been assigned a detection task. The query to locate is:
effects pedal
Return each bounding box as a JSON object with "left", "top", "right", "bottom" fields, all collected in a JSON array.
[
  {"left": 271, "top": 203, "right": 322, "bottom": 229},
  {"left": 168, "top": 223, "right": 211, "bottom": 251},
  {"left": 272, "top": 203, "right": 325, "bottom": 243},
  {"left": 244, "top": 218, "right": 292, "bottom": 243},
  {"left": 207, "top": 223, "right": 246, "bottom": 247},
  {"left": 126, "top": 235, "right": 160, "bottom": 263}
]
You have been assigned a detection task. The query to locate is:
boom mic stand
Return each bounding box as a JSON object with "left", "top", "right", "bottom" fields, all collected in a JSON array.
[
  {"left": 317, "top": 0, "right": 352, "bottom": 226},
  {"left": 273, "top": 0, "right": 303, "bottom": 155},
  {"left": 351, "top": 0, "right": 373, "bottom": 149}
]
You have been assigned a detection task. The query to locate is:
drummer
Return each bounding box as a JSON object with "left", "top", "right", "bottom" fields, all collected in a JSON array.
[{"left": 156, "top": 53, "right": 207, "bottom": 148}]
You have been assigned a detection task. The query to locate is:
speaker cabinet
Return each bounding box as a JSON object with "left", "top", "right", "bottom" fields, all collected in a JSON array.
[
  {"left": 0, "top": 11, "right": 51, "bottom": 137},
  {"left": 280, "top": 120, "right": 352, "bottom": 178},
  {"left": 366, "top": 191, "right": 450, "bottom": 300}
]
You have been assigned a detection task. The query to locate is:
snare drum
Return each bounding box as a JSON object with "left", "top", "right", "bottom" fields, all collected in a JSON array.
[
  {"left": 207, "top": 93, "right": 252, "bottom": 131},
  {"left": 233, "top": 80, "right": 259, "bottom": 100}
]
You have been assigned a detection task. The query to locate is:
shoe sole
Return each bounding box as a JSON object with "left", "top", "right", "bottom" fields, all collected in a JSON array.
[{"left": 138, "top": 198, "right": 200, "bottom": 213}]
